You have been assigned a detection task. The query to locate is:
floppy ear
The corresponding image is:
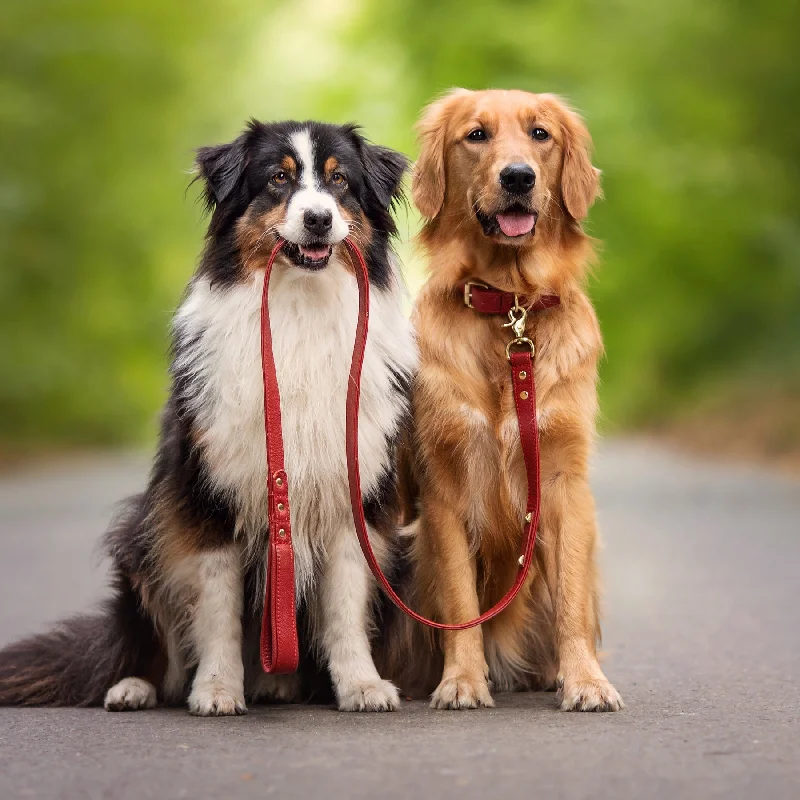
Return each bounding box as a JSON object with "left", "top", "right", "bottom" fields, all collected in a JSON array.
[
  {"left": 194, "top": 131, "right": 251, "bottom": 212},
  {"left": 560, "top": 108, "right": 601, "bottom": 221},
  {"left": 360, "top": 142, "right": 409, "bottom": 211},
  {"left": 412, "top": 89, "right": 468, "bottom": 220}
]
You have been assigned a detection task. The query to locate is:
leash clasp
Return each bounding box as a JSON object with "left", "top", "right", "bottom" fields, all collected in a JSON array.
[
  {"left": 503, "top": 292, "right": 533, "bottom": 361},
  {"left": 502, "top": 295, "right": 527, "bottom": 340},
  {"left": 506, "top": 336, "right": 535, "bottom": 361},
  {"left": 503, "top": 294, "right": 533, "bottom": 360}
]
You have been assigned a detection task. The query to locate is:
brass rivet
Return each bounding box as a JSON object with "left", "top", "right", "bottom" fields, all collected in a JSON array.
[
  {"left": 275, "top": 477, "right": 283, "bottom": 487},
  {"left": 278, "top": 528, "right": 286, "bottom": 538},
  {"left": 519, "top": 371, "right": 527, "bottom": 379},
  {"left": 277, "top": 503, "right": 285, "bottom": 512},
  {"left": 520, "top": 391, "right": 529, "bottom": 400},
  {"left": 525, "top": 512, "right": 532, "bottom": 523}
]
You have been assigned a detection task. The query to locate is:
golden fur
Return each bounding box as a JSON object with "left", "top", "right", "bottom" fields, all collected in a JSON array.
[{"left": 392, "top": 89, "right": 622, "bottom": 711}]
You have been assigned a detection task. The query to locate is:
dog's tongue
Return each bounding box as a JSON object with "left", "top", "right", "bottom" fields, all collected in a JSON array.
[
  {"left": 496, "top": 213, "right": 535, "bottom": 237},
  {"left": 300, "top": 245, "right": 330, "bottom": 261}
]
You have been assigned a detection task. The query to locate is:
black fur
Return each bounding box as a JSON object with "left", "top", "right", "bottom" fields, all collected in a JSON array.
[
  {"left": 195, "top": 120, "right": 408, "bottom": 289},
  {"left": 0, "top": 118, "right": 410, "bottom": 708},
  {"left": 0, "top": 573, "right": 160, "bottom": 706}
]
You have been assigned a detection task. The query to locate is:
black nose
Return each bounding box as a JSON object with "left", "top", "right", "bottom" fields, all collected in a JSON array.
[
  {"left": 499, "top": 163, "right": 536, "bottom": 195},
  {"left": 303, "top": 208, "right": 333, "bottom": 237}
]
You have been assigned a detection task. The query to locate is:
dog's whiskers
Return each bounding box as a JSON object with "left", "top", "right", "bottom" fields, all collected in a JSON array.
[{"left": 242, "top": 226, "right": 280, "bottom": 271}]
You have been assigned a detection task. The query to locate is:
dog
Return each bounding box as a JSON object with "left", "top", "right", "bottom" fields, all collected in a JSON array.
[
  {"left": 383, "top": 89, "right": 623, "bottom": 712},
  {"left": 0, "top": 120, "right": 417, "bottom": 714}
]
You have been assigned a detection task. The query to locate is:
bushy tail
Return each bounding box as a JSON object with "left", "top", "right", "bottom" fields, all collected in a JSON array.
[{"left": 0, "top": 577, "right": 159, "bottom": 707}]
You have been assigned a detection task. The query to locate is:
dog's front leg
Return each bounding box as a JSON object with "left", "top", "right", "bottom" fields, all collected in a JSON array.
[
  {"left": 185, "top": 545, "right": 246, "bottom": 716},
  {"left": 544, "top": 472, "right": 623, "bottom": 712},
  {"left": 426, "top": 502, "right": 494, "bottom": 710},
  {"left": 319, "top": 523, "right": 400, "bottom": 711}
]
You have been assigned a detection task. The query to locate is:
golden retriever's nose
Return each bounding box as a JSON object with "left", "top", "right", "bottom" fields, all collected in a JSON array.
[{"left": 499, "top": 163, "right": 536, "bottom": 195}]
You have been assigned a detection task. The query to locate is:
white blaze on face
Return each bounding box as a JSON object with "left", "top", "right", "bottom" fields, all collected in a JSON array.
[{"left": 278, "top": 128, "right": 349, "bottom": 246}]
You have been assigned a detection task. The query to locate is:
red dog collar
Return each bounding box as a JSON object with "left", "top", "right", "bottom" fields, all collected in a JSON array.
[{"left": 462, "top": 280, "right": 560, "bottom": 314}]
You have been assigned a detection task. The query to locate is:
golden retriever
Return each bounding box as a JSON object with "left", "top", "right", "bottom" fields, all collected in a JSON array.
[{"left": 387, "top": 89, "right": 622, "bottom": 712}]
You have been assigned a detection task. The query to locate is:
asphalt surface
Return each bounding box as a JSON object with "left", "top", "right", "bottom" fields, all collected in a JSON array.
[{"left": 0, "top": 441, "right": 798, "bottom": 799}]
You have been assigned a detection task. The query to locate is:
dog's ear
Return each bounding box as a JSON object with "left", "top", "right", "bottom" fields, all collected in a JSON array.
[
  {"left": 412, "top": 90, "right": 468, "bottom": 220},
  {"left": 559, "top": 105, "right": 601, "bottom": 221},
  {"left": 194, "top": 129, "right": 252, "bottom": 213},
  {"left": 346, "top": 127, "right": 408, "bottom": 210},
  {"left": 360, "top": 141, "right": 409, "bottom": 211}
]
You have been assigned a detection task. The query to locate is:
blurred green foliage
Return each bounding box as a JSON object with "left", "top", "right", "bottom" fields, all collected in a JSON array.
[{"left": 1, "top": 0, "right": 798, "bottom": 449}]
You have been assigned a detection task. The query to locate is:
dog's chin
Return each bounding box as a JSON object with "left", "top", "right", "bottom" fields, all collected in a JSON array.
[
  {"left": 476, "top": 205, "right": 539, "bottom": 244},
  {"left": 282, "top": 241, "right": 335, "bottom": 271}
]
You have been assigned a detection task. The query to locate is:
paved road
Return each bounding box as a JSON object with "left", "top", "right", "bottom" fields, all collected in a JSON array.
[{"left": 0, "top": 442, "right": 798, "bottom": 799}]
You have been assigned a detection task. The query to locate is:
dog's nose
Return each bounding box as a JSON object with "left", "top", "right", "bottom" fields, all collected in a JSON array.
[
  {"left": 499, "top": 163, "right": 536, "bottom": 195},
  {"left": 303, "top": 208, "right": 333, "bottom": 237}
]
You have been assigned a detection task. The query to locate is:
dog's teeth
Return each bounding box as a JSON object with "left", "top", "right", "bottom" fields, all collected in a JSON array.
[{"left": 300, "top": 246, "right": 331, "bottom": 260}]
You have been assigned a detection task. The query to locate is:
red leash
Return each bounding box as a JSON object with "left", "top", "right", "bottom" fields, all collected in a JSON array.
[
  {"left": 259, "top": 237, "right": 555, "bottom": 673},
  {"left": 259, "top": 237, "right": 300, "bottom": 673}
]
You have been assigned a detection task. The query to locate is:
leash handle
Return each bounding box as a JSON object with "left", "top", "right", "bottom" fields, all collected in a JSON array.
[
  {"left": 259, "top": 238, "right": 300, "bottom": 673},
  {"left": 344, "top": 238, "right": 542, "bottom": 631}
]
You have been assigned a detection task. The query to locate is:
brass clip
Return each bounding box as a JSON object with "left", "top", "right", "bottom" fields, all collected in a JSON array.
[
  {"left": 502, "top": 294, "right": 528, "bottom": 339},
  {"left": 503, "top": 295, "right": 534, "bottom": 361}
]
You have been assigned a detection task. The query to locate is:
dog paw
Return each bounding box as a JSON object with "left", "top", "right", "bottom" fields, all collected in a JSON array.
[
  {"left": 430, "top": 674, "right": 495, "bottom": 710},
  {"left": 104, "top": 677, "right": 157, "bottom": 712},
  {"left": 337, "top": 679, "right": 400, "bottom": 712},
  {"left": 188, "top": 681, "right": 247, "bottom": 716},
  {"left": 558, "top": 676, "right": 623, "bottom": 712}
]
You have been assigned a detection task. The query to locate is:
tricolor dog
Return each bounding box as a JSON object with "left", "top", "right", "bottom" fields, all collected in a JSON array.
[{"left": 0, "top": 120, "right": 416, "bottom": 714}]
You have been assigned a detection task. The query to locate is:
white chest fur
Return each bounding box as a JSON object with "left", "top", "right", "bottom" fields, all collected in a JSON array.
[{"left": 174, "top": 255, "right": 416, "bottom": 595}]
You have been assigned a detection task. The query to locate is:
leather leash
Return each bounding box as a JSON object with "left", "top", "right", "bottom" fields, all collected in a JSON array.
[
  {"left": 259, "top": 237, "right": 299, "bottom": 673},
  {"left": 259, "top": 237, "right": 558, "bottom": 673}
]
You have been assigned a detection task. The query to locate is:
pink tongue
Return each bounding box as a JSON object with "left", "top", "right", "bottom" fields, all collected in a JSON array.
[
  {"left": 300, "top": 245, "right": 330, "bottom": 260},
  {"left": 496, "top": 213, "right": 535, "bottom": 237}
]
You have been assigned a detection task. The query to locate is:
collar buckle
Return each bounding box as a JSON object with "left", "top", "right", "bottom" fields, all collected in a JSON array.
[{"left": 463, "top": 280, "right": 489, "bottom": 309}]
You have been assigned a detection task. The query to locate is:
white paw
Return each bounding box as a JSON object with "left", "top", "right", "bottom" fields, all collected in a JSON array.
[
  {"left": 248, "top": 672, "right": 303, "bottom": 704},
  {"left": 188, "top": 681, "right": 247, "bottom": 716},
  {"left": 559, "top": 676, "right": 623, "bottom": 712},
  {"left": 337, "top": 679, "right": 400, "bottom": 712},
  {"left": 104, "top": 677, "right": 157, "bottom": 712},
  {"left": 430, "top": 674, "right": 495, "bottom": 710}
]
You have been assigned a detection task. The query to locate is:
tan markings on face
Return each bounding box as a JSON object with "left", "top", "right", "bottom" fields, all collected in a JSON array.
[
  {"left": 337, "top": 207, "right": 373, "bottom": 267},
  {"left": 324, "top": 157, "right": 339, "bottom": 180},
  {"left": 235, "top": 205, "right": 287, "bottom": 275},
  {"left": 280, "top": 155, "right": 297, "bottom": 179},
  {"left": 445, "top": 91, "right": 563, "bottom": 223}
]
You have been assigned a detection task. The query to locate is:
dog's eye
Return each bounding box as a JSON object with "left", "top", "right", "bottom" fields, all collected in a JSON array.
[
  {"left": 271, "top": 171, "right": 288, "bottom": 185},
  {"left": 466, "top": 128, "right": 488, "bottom": 142},
  {"left": 531, "top": 128, "right": 550, "bottom": 141},
  {"left": 330, "top": 171, "right": 346, "bottom": 186}
]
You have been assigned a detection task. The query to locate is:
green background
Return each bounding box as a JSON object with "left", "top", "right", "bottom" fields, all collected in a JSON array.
[{"left": 1, "top": 0, "right": 798, "bottom": 457}]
